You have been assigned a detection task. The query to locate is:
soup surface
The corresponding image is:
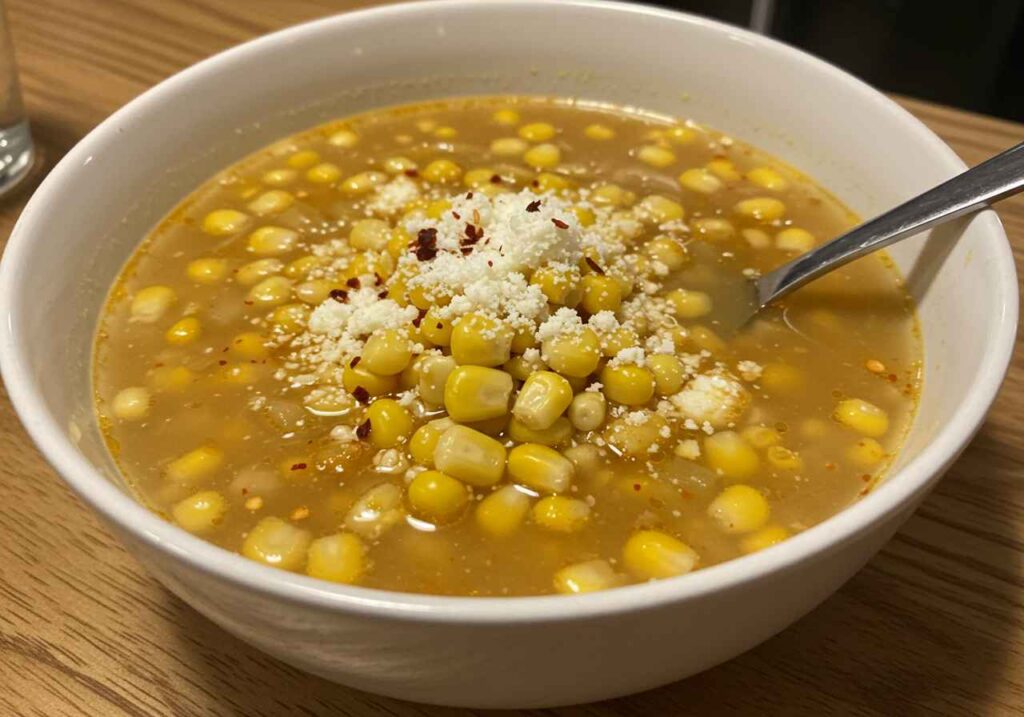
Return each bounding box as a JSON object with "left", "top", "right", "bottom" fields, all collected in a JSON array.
[{"left": 94, "top": 96, "right": 921, "bottom": 596}]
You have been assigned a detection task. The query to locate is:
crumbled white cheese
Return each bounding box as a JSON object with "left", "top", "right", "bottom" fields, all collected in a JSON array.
[{"left": 668, "top": 370, "right": 749, "bottom": 429}]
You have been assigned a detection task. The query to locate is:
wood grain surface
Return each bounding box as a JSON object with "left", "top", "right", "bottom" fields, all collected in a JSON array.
[{"left": 0, "top": 1, "right": 1021, "bottom": 715}]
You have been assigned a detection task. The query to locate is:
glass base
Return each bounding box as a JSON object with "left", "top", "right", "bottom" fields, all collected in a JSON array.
[{"left": 0, "top": 119, "right": 33, "bottom": 198}]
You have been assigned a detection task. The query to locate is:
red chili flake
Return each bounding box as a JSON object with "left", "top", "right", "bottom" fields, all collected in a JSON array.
[
  {"left": 633, "top": 483, "right": 642, "bottom": 492},
  {"left": 436, "top": 322, "right": 444, "bottom": 330},
  {"left": 887, "top": 373, "right": 898, "bottom": 382},
  {"left": 346, "top": 277, "right": 361, "bottom": 289},
  {"left": 460, "top": 246, "right": 474, "bottom": 255},
  {"left": 351, "top": 386, "right": 370, "bottom": 404},
  {"left": 374, "top": 273, "right": 384, "bottom": 285},
  {"left": 526, "top": 200, "right": 542, "bottom": 213},
  {"left": 377, "top": 290, "right": 389, "bottom": 299},
  {"left": 452, "top": 211, "right": 461, "bottom": 220},
  {"left": 531, "top": 179, "right": 540, "bottom": 188},
  {"left": 487, "top": 260, "right": 494, "bottom": 267},
  {"left": 466, "top": 192, "right": 474, "bottom": 199},
  {"left": 349, "top": 356, "right": 361, "bottom": 368},
  {"left": 290, "top": 463, "right": 307, "bottom": 471},
  {"left": 412, "top": 308, "right": 427, "bottom": 328},
  {"left": 329, "top": 288, "right": 348, "bottom": 302},
  {"left": 356, "top": 419, "right": 372, "bottom": 440},
  {"left": 218, "top": 360, "right": 227, "bottom": 366},
  {"left": 825, "top": 462, "right": 837, "bottom": 471},
  {"left": 584, "top": 256, "right": 605, "bottom": 274},
  {"left": 404, "top": 168, "right": 419, "bottom": 177},
  {"left": 243, "top": 300, "right": 254, "bottom": 306},
  {"left": 489, "top": 174, "right": 502, "bottom": 184},
  {"left": 221, "top": 346, "right": 229, "bottom": 353},
  {"left": 861, "top": 474, "right": 872, "bottom": 482},
  {"left": 552, "top": 218, "right": 569, "bottom": 230},
  {"left": 414, "top": 227, "right": 438, "bottom": 261},
  {"left": 464, "top": 223, "right": 483, "bottom": 243}
]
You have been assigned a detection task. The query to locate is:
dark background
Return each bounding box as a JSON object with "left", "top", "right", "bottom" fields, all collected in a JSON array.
[{"left": 656, "top": 0, "right": 1024, "bottom": 121}]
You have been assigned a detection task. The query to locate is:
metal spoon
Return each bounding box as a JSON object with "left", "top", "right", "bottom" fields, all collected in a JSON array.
[{"left": 743, "top": 140, "right": 1024, "bottom": 324}]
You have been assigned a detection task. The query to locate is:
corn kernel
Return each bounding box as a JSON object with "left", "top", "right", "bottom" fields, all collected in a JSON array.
[
  {"left": 591, "top": 183, "right": 635, "bottom": 207},
  {"left": 509, "top": 443, "right": 575, "bottom": 494},
  {"left": 409, "top": 417, "right": 454, "bottom": 467},
  {"left": 601, "top": 364, "right": 655, "bottom": 406},
  {"left": 461, "top": 167, "right": 496, "bottom": 189},
  {"left": 492, "top": 108, "right": 520, "bottom": 125},
  {"left": 186, "top": 258, "right": 229, "bottom": 284},
  {"left": 342, "top": 171, "right": 387, "bottom": 195},
  {"left": 767, "top": 445, "right": 803, "bottom": 471},
  {"left": 568, "top": 392, "right": 606, "bottom": 432},
  {"left": 444, "top": 365, "right": 513, "bottom": 422},
  {"left": 623, "top": 530, "right": 699, "bottom": 579},
  {"left": 130, "top": 285, "right": 176, "bottom": 323},
  {"left": 706, "top": 158, "right": 741, "bottom": 181},
  {"left": 519, "top": 122, "right": 556, "bottom": 142},
  {"left": 407, "top": 470, "right": 470, "bottom": 524},
  {"left": 294, "top": 279, "right": 331, "bottom": 304},
  {"left": 434, "top": 425, "right": 507, "bottom": 487},
  {"left": 708, "top": 484, "right": 770, "bottom": 534},
  {"left": 761, "top": 362, "right": 802, "bottom": 394},
  {"left": 342, "top": 364, "right": 398, "bottom": 397},
  {"left": 678, "top": 168, "right": 723, "bottom": 194},
  {"left": 247, "top": 226, "right": 298, "bottom": 256},
  {"left": 348, "top": 218, "right": 390, "bottom": 251},
  {"left": 306, "top": 533, "right": 365, "bottom": 583},
  {"left": 742, "top": 425, "right": 781, "bottom": 448},
  {"left": 637, "top": 145, "right": 676, "bottom": 168},
  {"left": 746, "top": 166, "right": 789, "bottom": 191},
  {"left": 287, "top": 149, "right": 320, "bottom": 168},
  {"left": 166, "top": 445, "right": 223, "bottom": 484},
  {"left": 451, "top": 312, "right": 513, "bottom": 367},
  {"left": 580, "top": 274, "right": 622, "bottom": 313},
  {"left": 328, "top": 129, "right": 359, "bottom": 147},
  {"left": 149, "top": 365, "right": 195, "bottom": 392},
  {"left": 584, "top": 123, "right": 615, "bottom": 140},
  {"left": 490, "top": 137, "right": 528, "bottom": 156},
  {"left": 741, "top": 525, "right": 790, "bottom": 554},
  {"left": 534, "top": 172, "right": 574, "bottom": 193},
  {"left": 383, "top": 156, "right": 417, "bottom": 174},
  {"left": 513, "top": 371, "right": 573, "bottom": 430},
  {"left": 524, "top": 143, "right": 561, "bottom": 169},
  {"left": 247, "top": 276, "right": 293, "bottom": 307},
  {"left": 690, "top": 324, "right": 726, "bottom": 353},
  {"left": 247, "top": 190, "right": 294, "bottom": 216},
  {"left": 421, "top": 158, "right": 463, "bottom": 184},
  {"left": 704, "top": 431, "right": 759, "bottom": 479},
  {"left": 262, "top": 168, "right": 298, "bottom": 186},
  {"left": 202, "top": 209, "right": 250, "bottom": 236},
  {"left": 849, "top": 437, "right": 887, "bottom": 467},
  {"left": 639, "top": 195, "right": 685, "bottom": 224},
  {"left": 562, "top": 443, "right": 603, "bottom": 474},
  {"left": 345, "top": 483, "right": 404, "bottom": 539},
  {"left": 359, "top": 329, "right": 412, "bottom": 376},
  {"left": 554, "top": 559, "right": 621, "bottom": 594},
  {"left": 112, "top": 386, "right": 151, "bottom": 420},
  {"left": 306, "top": 162, "right": 342, "bottom": 184},
  {"left": 645, "top": 237, "right": 688, "bottom": 270},
  {"left": 242, "top": 517, "right": 311, "bottom": 571},
  {"left": 365, "top": 398, "right": 413, "bottom": 448},
  {"left": 508, "top": 416, "right": 573, "bottom": 447},
  {"left": 269, "top": 303, "right": 310, "bottom": 333},
  {"left": 236, "top": 258, "right": 283, "bottom": 286},
  {"left": 666, "top": 125, "right": 697, "bottom": 145},
  {"left": 476, "top": 485, "right": 531, "bottom": 537},
  {"left": 531, "top": 266, "right": 581, "bottom": 306},
  {"left": 165, "top": 316, "right": 201, "bottom": 345},
  {"left": 172, "top": 490, "right": 226, "bottom": 534},
  {"left": 603, "top": 413, "right": 669, "bottom": 457},
  {"left": 647, "top": 355, "right": 686, "bottom": 395},
  {"left": 692, "top": 217, "right": 736, "bottom": 241},
  {"left": 734, "top": 197, "right": 786, "bottom": 222},
  {"left": 218, "top": 362, "right": 262, "bottom": 386},
  {"left": 776, "top": 227, "right": 816, "bottom": 253},
  {"left": 666, "top": 288, "right": 712, "bottom": 319},
  {"left": 532, "top": 496, "right": 590, "bottom": 532},
  {"left": 542, "top": 328, "right": 601, "bottom": 378},
  {"left": 417, "top": 354, "right": 456, "bottom": 406},
  {"left": 574, "top": 206, "right": 596, "bottom": 226},
  {"left": 835, "top": 398, "right": 889, "bottom": 437}
]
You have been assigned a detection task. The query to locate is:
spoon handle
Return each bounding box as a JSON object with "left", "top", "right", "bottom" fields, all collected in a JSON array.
[{"left": 755, "top": 140, "right": 1024, "bottom": 308}]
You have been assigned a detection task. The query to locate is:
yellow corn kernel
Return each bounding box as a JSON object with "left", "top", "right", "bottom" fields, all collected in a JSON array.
[
  {"left": 112, "top": 386, "right": 150, "bottom": 420},
  {"left": 247, "top": 226, "right": 298, "bottom": 256},
  {"left": 417, "top": 309, "right": 450, "bottom": 347},
  {"left": 476, "top": 485, "right": 531, "bottom": 537},
  {"left": 262, "top": 168, "right": 298, "bottom": 186},
  {"left": 639, "top": 195, "right": 685, "bottom": 224},
  {"left": 584, "top": 123, "right": 615, "bottom": 140},
  {"left": 166, "top": 445, "right": 223, "bottom": 484},
  {"left": 518, "top": 122, "right": 556, "bottom": 142},
  {"left": 508, "top": 416, "right": 573, "bottom": 447},
  {"left": 568, "top": 392, "right": 606, "bottom": 432},
  {"left": 433, "top": 425, "right": 507, "bottom": 487},
  {"left": 218, "top": 362, "right": 263, "bottom": 386},
  {"left": 767, "top": 445, "right": 803, "bottom": 471},
  {"left": 186, "top": 258, "right": 229, "bottom": 284},
  {"left": 149, "top": 365, "right": 195, "bottom": 392},
  {"left": 165, "top": 316, "right": 201, "bottom": 345},
  {"left": 596, "top": 328, "right": 635, "bottom": 358},
  {"left": 365, "top": 399, "right": 414, "bottom": 448},
  {"left": 742, "top": 425, "right": 781, "bottom": 448},
  {"left": 348, "top": 218, "right": 390, "bottom": 251},
  {"left": 775, "top": 227, "right": 816, "bottom": 253},
  {"left": 542, "top": 327, "right": 601, "bottom": 378},
  {"left": 534, "top": 172, "right": 574, "bottom": 193},
  {"left": 689, "top": 325, "right": 726, "bottom": 354},
  {"left": 417, "top": 354, "right": 456, "bottom": 407},
  {"left": 761, "top": 362, "right": 803, "bottom": 394},
  {"left": 421, "top": 158, "right": 463, "bottom": 184},
  {"left": 444, "top": 365, "right": 513, "bottom": 422},
  {"left": 172, "top": 490, "right": 226, "bottom": 534},
  {"left": 573, "top": 206, "right": 596, "bottom": 226},
  {"left": 601, "top": 364, "right": 655, "bottom": 406},
  {"left": 242, "top": 517, "right": 311, "bottom": 571},
  {"left": 524, "top": 143, "right": 561, "bottom": 169},
  {"left": 328, "top": 128, "right": 359, "bottom": 147},
  {"left": 741, "top": 228, "right": 772, "bottom": 249},
  {"left": 342, "top": 363, "right": 399, "bottom": 397},
  {"left": 590, "top": 183, "right": 636, "bottom": 207},
  {"left": 433, "top": 125, "right": 457, "bottom": 139},
  {"left": 530, "top": 266, "right": 581, "bottom": 306},
  {"left": 306, "top": 162, "right": 342, "bottom": 184},
  {"left": 704, "top": 431, "right": 759, "bottom": 479},
  {"left": 603, "top": 413, "right": 669, "bottom": 457},
  {"left": 406, "top": 282, "right": 451, "bottom": 310},
  {"left": 746, "top": 166, "right": 789, "bottom": 191},
  {"left": 665, "top": 125, "right": 697, "bottom": 145},
  {"left": 450, "top": 312, "right": 513, "bottom": 367},
  {"left": 706, "top": 158, "right": 741, "bottom": 181},
  {"left": 407, "top": 470, "right": 469, "bottom": 524},
  {"left": 580, "top": 274, "right": 622, "bottom": 313},
  {"left": 647, "top": 354, "right": 686, "bottom": 395},
  {"left": 513, "top": 371, "right": 573, "bottom": 430},
  {"left": 678, "top": 168, "right": 723, "bottom": 194},
  {"left": 383, "top": 156, "right": 417, "bottom": 174},
  {"left": 741, "top": 525, "right": 790, "bottom": 554},
  {"left": 466, "top": 414, "right": 509, "bottom": 438},
  {"left": 503, "top": 356, "right": 536, "bottom": 382},
  {"left": 849, "top": 437, "right": 887, "bottom": 467},
  {"left": 533, "top": 496, "right": 590, "bottom": 532},
  {"left": 227, "top": 332, "right": 267, "bottom": 360},
  {"left": 708, "top": 484, "right": 770, "bottom": 534},
  {"left": 293, "top": 279, "right": 331, "bottom": 304},
  {"left": 623, "top": 530, "right": 699, "bottom": 580},
  {"left": 510, "top": 327, "right": 538, "bottom": 355},
  {"left": 247, "top": 276, "right": 293, "bottom": 307},
  {"left": 645, "top": 237, "right": 688, "bottom": 270},
  {"left": 409, "top": 417, "right": 454, "bottom": 467},
  {"left": 637, "top": 145, "right": 676, "bottom": 168},
  {"left": 553, "top": 559, "right": 621, "bottom": 594},
  {"left": 130, "top": 285, "right": 176, "bottom": 323},
  {"left": 202, "top": 208, "right": 250, "bottom": 236},
  {"left": 269, "top": 303, "right": 310, "bottom": 333},
  {"left": 306, "top": 533, "right": 365, "bottom": 583},
  {"left": 734, "top": 197, "right": 786, "bottom": 223},
  {"left": 562, "top": 443, "right": 603, "bottom": 475},
  {"left": 692, "top": 217, "right": 736, "bottom": 241},
  {"left": 492, "top": 108, "right": 520, "bottom": 125},
  {"left": 287, "top": 149, "right": 320, "bottom": 168},
  {"left": 236, "top": 258, "right": 284, "bottom": 286},
  {"left": 509, "top": 443, "right": 574, "bottom": 495},
  {"left": 345, "top": 483, "right": 404, "bottom": 539},
  {"left": 490, "top": 137, "right": 528, "bottom": 156},
  {"left": 666, "top": 288, "right": 712, "bottom": 319},
  {"left": 359, "top": 329, "right": 412, "bottom": 376},
  {"left": 247, "top": 190, "right": 294, "bottom": 216},
  {"left": 462, "top": 167, "right": 497, "bottom": 188},
  {"left": 341, "top": 171, "right": 387, "bottom": 195},
  {"left": 835, "top": 398, "right": 889, "bottom": 437}
]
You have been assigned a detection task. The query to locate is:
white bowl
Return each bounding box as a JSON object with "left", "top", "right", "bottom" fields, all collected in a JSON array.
[{"left": 0, "top": 0, "right": 1016, "bottom": 708}]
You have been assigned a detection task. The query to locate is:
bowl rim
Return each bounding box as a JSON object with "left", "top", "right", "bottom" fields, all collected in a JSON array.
[{"left": 0, "top": 0, "right": 1017, "bottom": 624}]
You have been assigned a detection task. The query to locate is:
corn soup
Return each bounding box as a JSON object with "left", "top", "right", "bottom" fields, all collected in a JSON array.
[{"left": 93, "top": 97, "right": 921, "bottom": 596}]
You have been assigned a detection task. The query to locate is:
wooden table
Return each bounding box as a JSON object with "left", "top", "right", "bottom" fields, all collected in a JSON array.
[{"left": 0, "top": 1, "right": 1021, "bottom": 714}]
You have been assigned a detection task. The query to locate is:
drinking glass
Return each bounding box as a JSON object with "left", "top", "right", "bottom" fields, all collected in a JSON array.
[{"left": 0, "top": 3, "right": 32, "bottom": 197}]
